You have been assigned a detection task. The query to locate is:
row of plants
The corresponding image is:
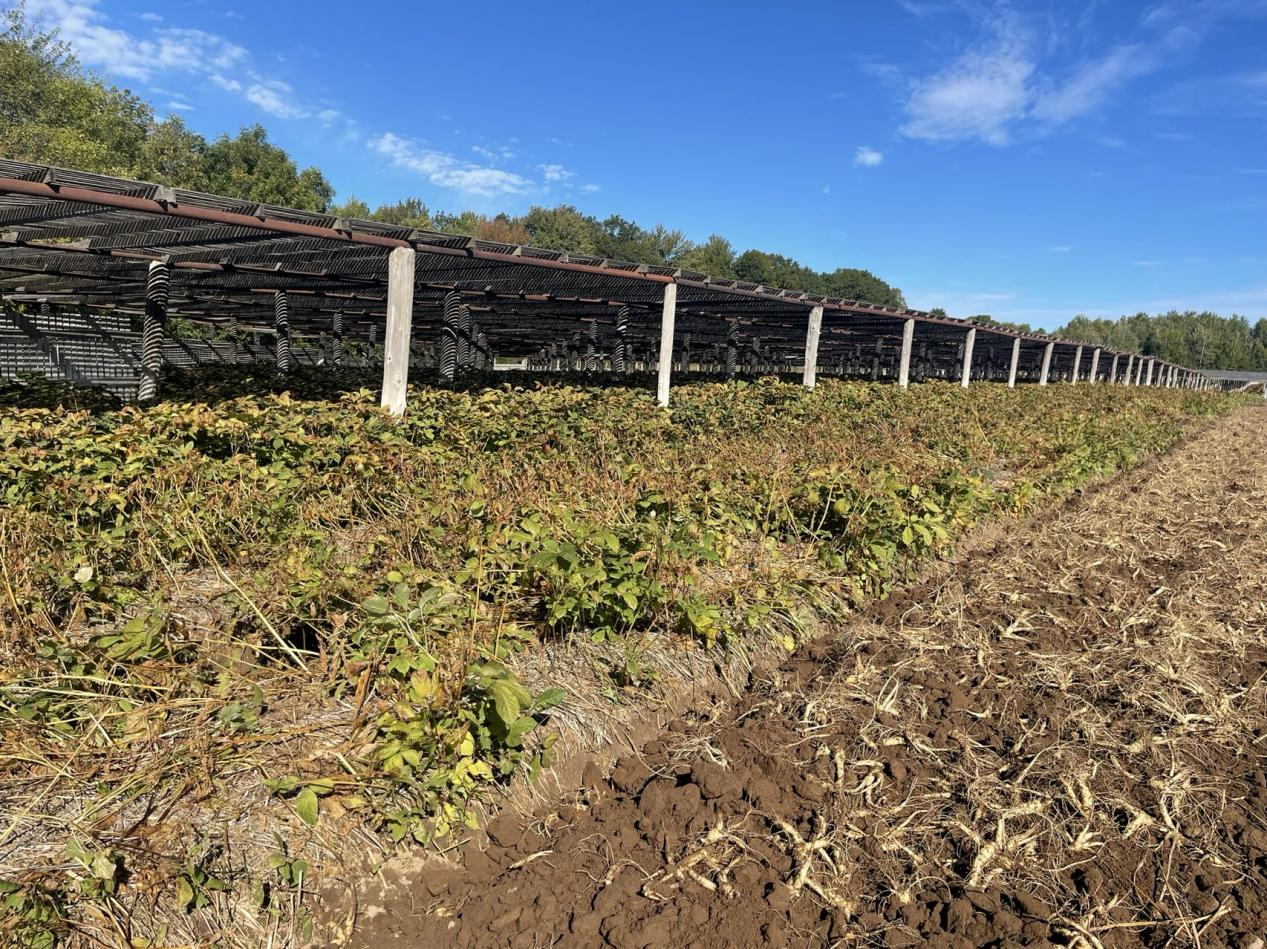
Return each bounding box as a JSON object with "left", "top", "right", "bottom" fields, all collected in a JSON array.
[{"left": 0, "top": 367, "right": 1238, "bottom": 946}]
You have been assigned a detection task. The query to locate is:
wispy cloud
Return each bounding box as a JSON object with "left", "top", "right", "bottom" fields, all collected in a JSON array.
[
  {"left": 24, "top": 0, "right": 339, "bottom": 123},
  {"left": 1048, "top": 245, "right": 1072, "bottom": 253},
  {"left": 371, "top": 133, "right": 532, "bottom": 197},
  {"left": 900, "top": 13, "right": 1032, "bottom": 146},
  {"left": 895, "top": 2, "right": 1263, "bottom": 146},
  {"left": 537, "top": 163, "right": 574, "bottom": 182},
  {"left": 854, "top": 146, "right": 884, "bottom": 167}
]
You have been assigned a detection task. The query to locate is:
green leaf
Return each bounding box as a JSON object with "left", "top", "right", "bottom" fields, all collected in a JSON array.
[
  {"left": 295, "top": 787, "right": 319, "bottom": 826},
  {"left": 534, "top": 687, "right": 566, "bottom": 711},
  {"left": 505, "top": 715, "right": 537, "bottom": 748},
  {"left": 362, "top": 594, "right": 390, "bottom": 617},
  {"left": 488, "top": 680, "right": 522, "bottom": 728}
]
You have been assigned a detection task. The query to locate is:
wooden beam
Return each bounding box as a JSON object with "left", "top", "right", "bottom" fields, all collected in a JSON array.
[
  {"left": 1071, "top": 345, "right": 1083, "bottom": 383},
  {"left": 1007, "top": 337, "right": 1020, "bottom": 388},
  {"left": 1089, "top": 347, "right": 1101, "bottom": 384},
  {"left": 656, "top": 282, "right": 677, "bottom": 408},
  {"left": 1039, "top": 341, "right": 1054, "bottom": 386},
  {"left": 381, "top": 246, "right": 415, "bottom": 416},
  {"left": 802, "top": 305, "right": 823, "bottom": 389}
]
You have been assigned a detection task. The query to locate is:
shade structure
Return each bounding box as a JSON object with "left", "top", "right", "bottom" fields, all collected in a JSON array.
[{"left": 0, "top": 158, "right": 1204, "bottom": 403}]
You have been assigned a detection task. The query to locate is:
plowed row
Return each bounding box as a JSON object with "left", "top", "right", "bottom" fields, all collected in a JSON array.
[{"left": 360, "top": 406, "right": 1267, "bottom": 949}]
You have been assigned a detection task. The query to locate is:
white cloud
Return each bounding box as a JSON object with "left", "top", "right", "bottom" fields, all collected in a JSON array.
[
  {"left": 900, "top": 20, "right": 1034, "bottom": 146},
  {"left": 579, "top": 183, "right": 601, "bottom": 193},
  {"left": 853, "top": 146, "right": 884, "bottom": 167},
  {"left": 897, "top": 4, "right": 1255, "bottom": 146},
  {"left": 537, "top": 163, "right": 574, "bottom": 182},
  {"left": 22, "top": 0, "right": 340, "bottom": 127},
  {"left": 1048, "top": 245, "right": 1072, "bottom": 253},
  {"left": 166, "top": 100, "right": 193, "bottom": 111},
  {"left": 26, "top": 1, "right": 248, "bottom": 81},
  {"left": 371, "top": 133, "right": 531, "bottom": 197},
  {"left": 245, "top": 80, "right": 307, "bottom": 119}
]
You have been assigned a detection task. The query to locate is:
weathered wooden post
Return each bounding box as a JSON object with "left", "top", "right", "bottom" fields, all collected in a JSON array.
[
  {"left": 1123, "top": 354, "right": 1135, "bottom": 385},
  {"left": 1007, "top": 337, "right": 1021, "bottom": 388},
  {"left": 1134, "top": 356, "right": 1144, "bottom": 386},
  {"left": 656, "top": 282, "right": 677, "bottom": 408},
  {"left": 1088, "top": 347, "right": 1101, "bottom": 384},
  {"left": 802, "top": 305, "right": 823, "bottom": 390},
  {"left": 380, "top": 246, "right": 415, "bottom": 416},
  {"left": 898, "top": 318, "right": 915, "bottom": 389},
  {"left": 273, "top": 291, "right": 293, "bottom": 373},
  {"left": 1039, "top": 341, "right": 1055, "bottom": 386},
  {"left": 960, "top": 327, "right": 976, "bottom": 388},
  {"left": 1071, "top": 345, "right": 1083, "bottom": 383},
  {"left": 1144, "top": 357, "right": 1155, "bottom": 386},
  {"left": 138, "top": 260, "right": 170, "bottom": 400}
]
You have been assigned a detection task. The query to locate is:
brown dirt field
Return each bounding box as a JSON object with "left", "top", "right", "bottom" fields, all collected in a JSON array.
[{"left": 353, "top": 405, "right": 1267, "bottom": 949}]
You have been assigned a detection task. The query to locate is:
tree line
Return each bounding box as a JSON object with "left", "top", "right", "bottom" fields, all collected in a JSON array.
[
  {"left": 929, "top": 310, "right": 1267, "bottom": 372},
  {"left": 4, "top": 5, "right": 1264, "bottom": 368}
]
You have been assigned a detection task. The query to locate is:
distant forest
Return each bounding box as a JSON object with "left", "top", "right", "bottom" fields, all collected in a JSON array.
[{"left": 3, "top": 5, "right": 1264, "bottom": 370}]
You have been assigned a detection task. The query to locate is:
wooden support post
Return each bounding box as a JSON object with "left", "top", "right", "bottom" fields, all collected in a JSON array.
[
  {"left": 1039, "top": 341, "right": 1054, "bottom": 386},
  {"left": 1123, "top": 354, "right": 1135, "bottom": 385},
  {"left": 1007, "top": 337, "right": 1021, "bottom": 388},
  {"left": 1145, "top": 358, "right": 1155, "bottom": 386},
  {"left": 1134, "top": 356, "right": 1144, "bottom": 386},
  {"left": 656, "top": 283, "right": 677, "bottom": 408},
  {"left": 331, "top": 310, "right": 344, "bottom": 369},
  {"left": 380, "top": 246, "right": 415, "bottom": 416},
  {"left": 1071, "top": 345, "right": 1083, "bottom": 383},
  {"left": 138, "top": 260, "right": 170, "bottom": 401},
  {"left": 1089, "top": 347, "right": 1101, "bottom": 383},
  {"left": 273, "top": 291, "right": 293, "bottom": 373},
  {"left": 898, "top": 318, "right": 915, "bottom": 389},
  {"left": 1109, "top": 353, "right": 1119, "bottom": 383},
  {"left": 802, "top": 305, "right": 823, "bottom": 389},
  {"left": 960, "top": 327, "right": 976, "bottom": 388}
]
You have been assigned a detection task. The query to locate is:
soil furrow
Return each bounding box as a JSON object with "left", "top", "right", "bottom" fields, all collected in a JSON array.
[{"left": 357, "top": 406, "right": 1267, "bottom": 949}]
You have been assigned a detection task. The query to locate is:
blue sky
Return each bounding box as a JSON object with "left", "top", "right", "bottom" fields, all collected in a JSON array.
[{"left": 17, "top": 0, "right": 1267, "bottom": 328}]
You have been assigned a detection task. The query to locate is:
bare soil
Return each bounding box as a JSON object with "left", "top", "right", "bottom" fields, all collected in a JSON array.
[{"left": 353, "top": 406, "right": 1267, "bottom": 949}]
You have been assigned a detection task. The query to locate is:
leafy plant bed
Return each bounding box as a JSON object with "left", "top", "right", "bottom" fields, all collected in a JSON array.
[{"left": 0, "top": 369, "right": 1240, "bottom": 946}]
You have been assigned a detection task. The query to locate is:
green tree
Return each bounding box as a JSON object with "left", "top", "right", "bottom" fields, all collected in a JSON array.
[
  {"left": 202, "top": 125, "right": 333, "bottom": 211},
  {"left": 1, "top": 4, "right": 150, "bottom": 176},
  {"left": 677, "top": 234, "right": 737, "bottom": 278}
]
